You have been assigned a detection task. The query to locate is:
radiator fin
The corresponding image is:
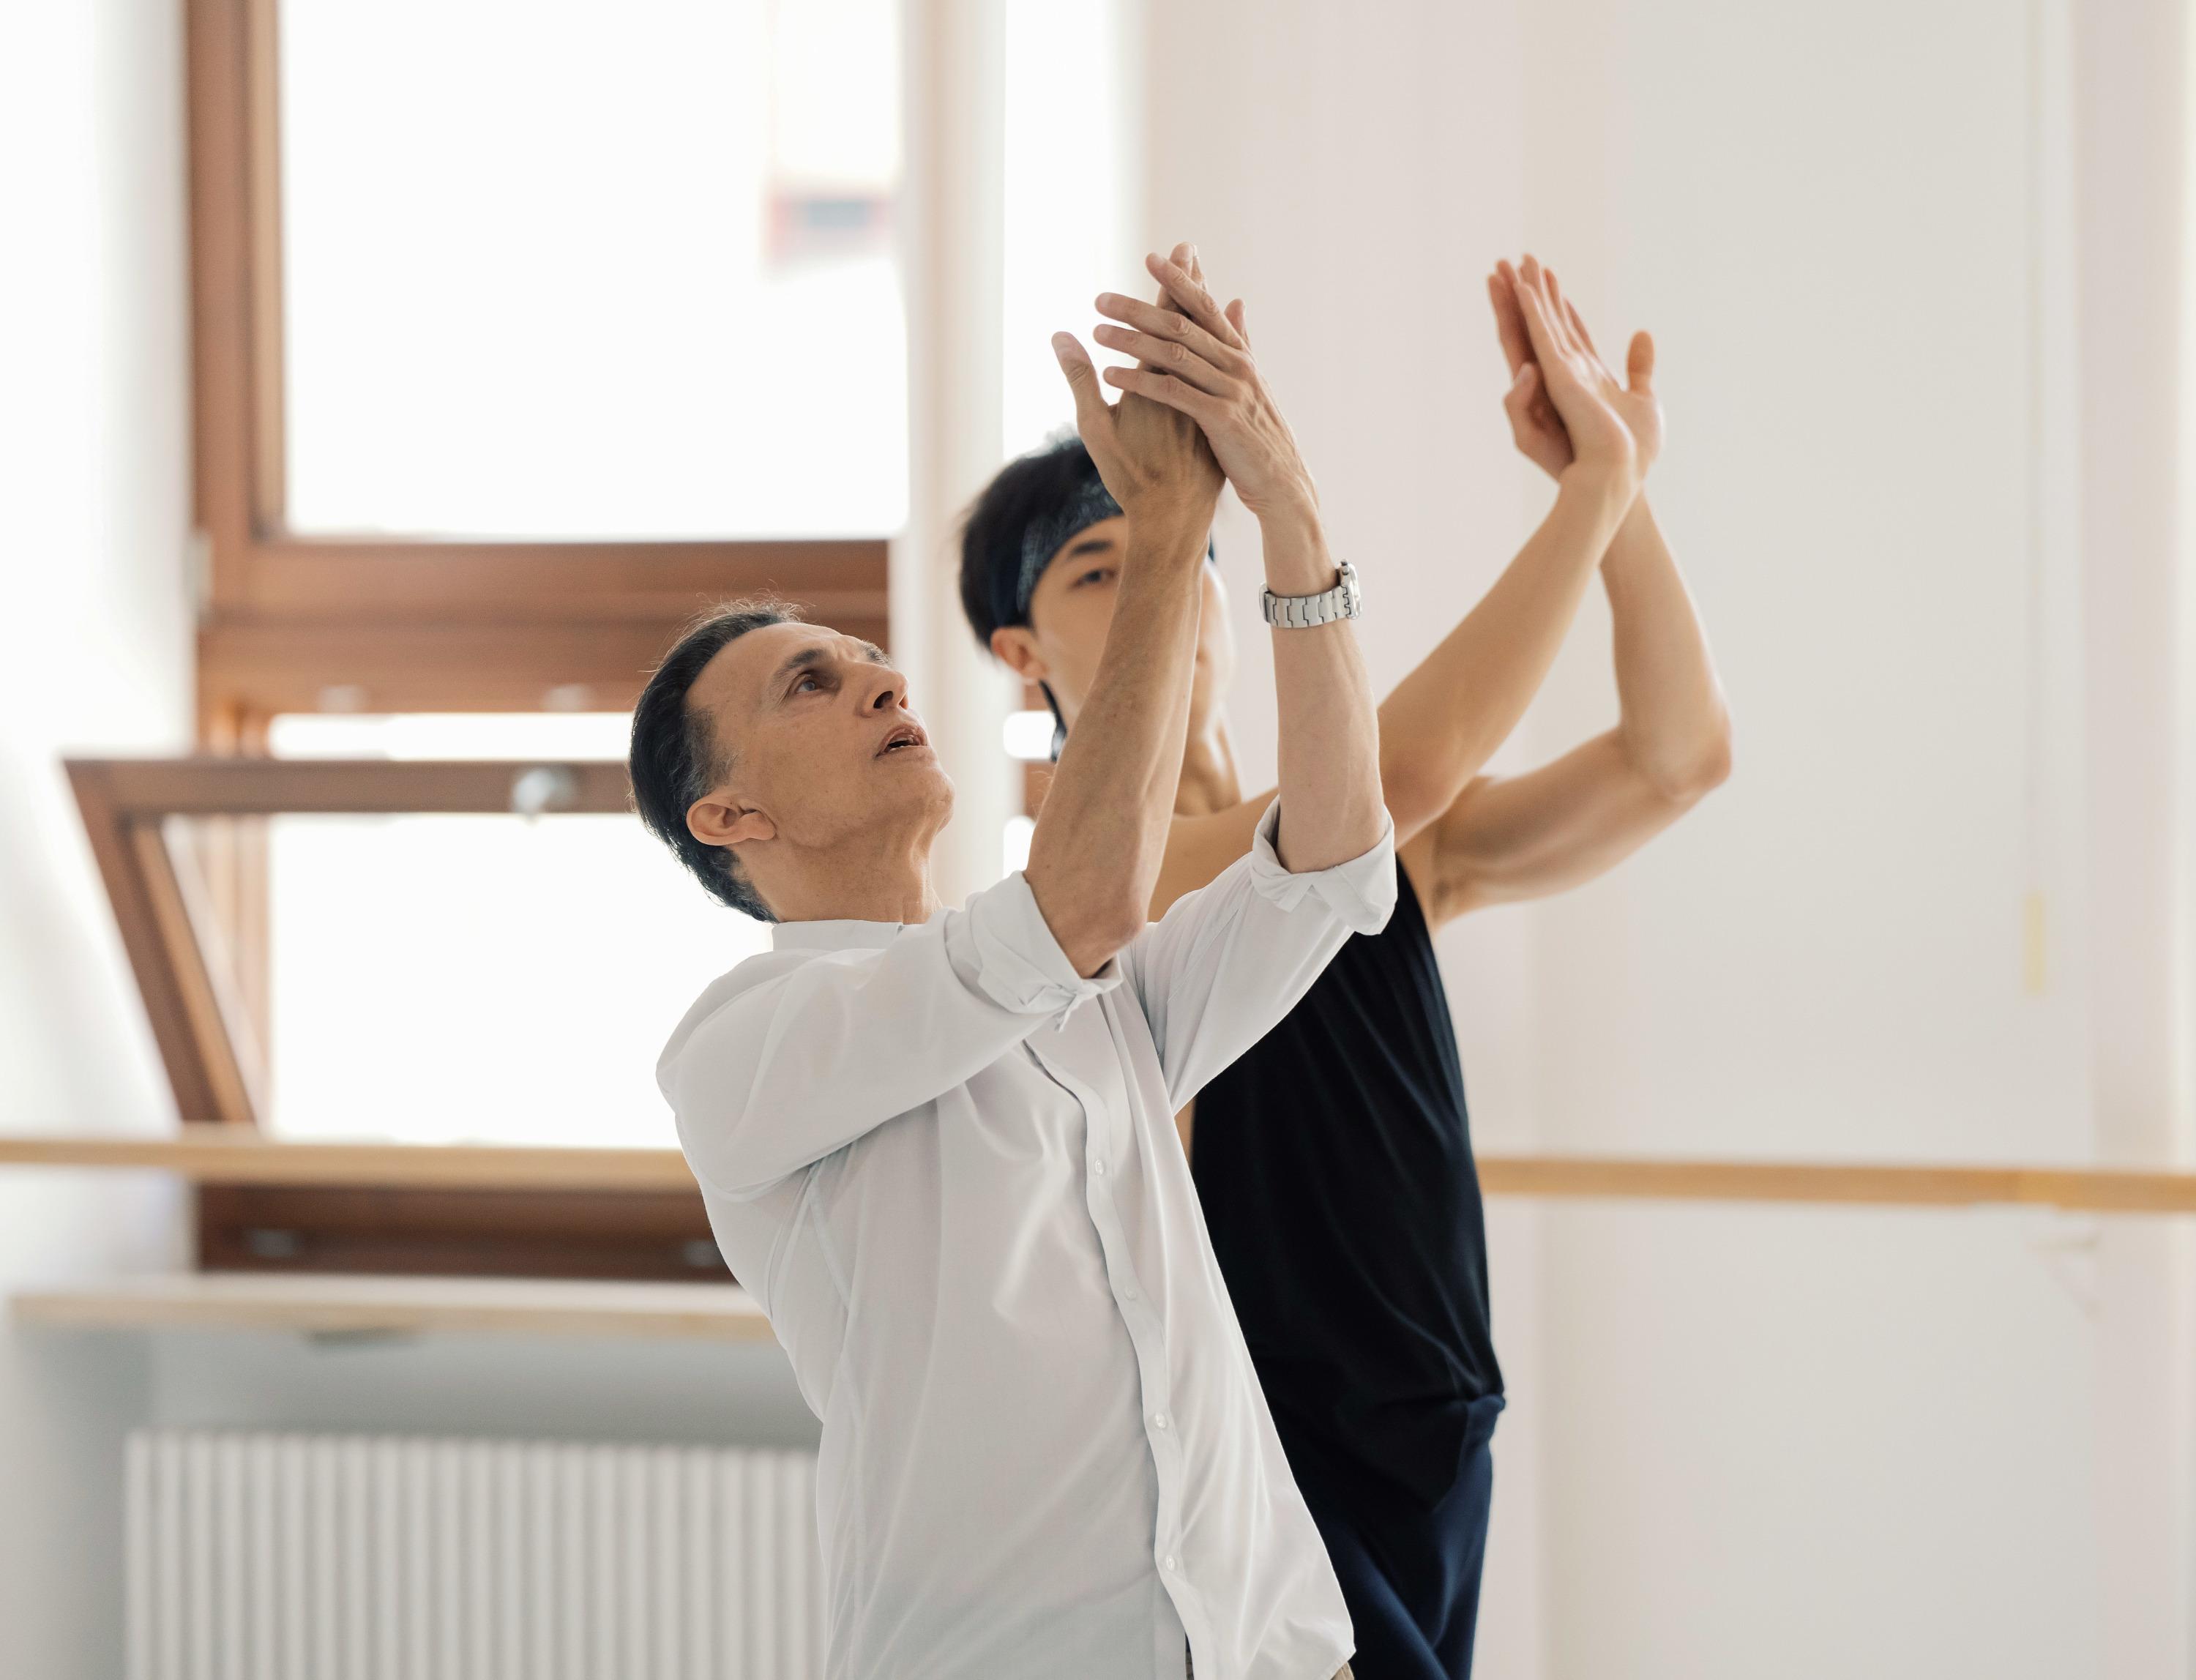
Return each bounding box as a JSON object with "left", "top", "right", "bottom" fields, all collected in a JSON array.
[{"left": 127, "top": 1430, "right": 824, "bottom": 1680}]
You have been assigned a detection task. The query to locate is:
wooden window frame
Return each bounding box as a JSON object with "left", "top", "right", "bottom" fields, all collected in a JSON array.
[
  {"left": 71, "top": 757, "right": 723, "bottom": 1280},
  {"left": 164, "top": 1, "right": 896, "bottom": 1277},
  {"left": 185, "top": 0, "right": 889, "bottom": 734}
]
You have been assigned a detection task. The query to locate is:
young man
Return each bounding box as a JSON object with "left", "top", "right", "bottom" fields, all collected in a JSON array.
[
  {"left": 632, "top": 249, "right": 1397, "bottom": 1679},
  {"left": 960, "top": 255, "right": 1730, "bottom": 1677}
]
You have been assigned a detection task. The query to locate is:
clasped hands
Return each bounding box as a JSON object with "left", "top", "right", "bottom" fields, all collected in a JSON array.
[
  {"left": 1052, "top": 242, "right": 1665, "bottom": 567},
  {"left": 1053, "top": 242, "right": 1316, "bottom": 549},
  {"left": 1487, "top": 255, "right": 1660, "bottom": 500}
]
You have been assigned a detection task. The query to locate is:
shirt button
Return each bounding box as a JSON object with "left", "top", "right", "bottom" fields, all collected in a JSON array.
[
  {"left": 1092, "top": 1158, "right": 1108, "bottom": 1176},
  {"left": 1121, "top": 1286, "right": 1138, "bottom": 1302},
  {"left": 1151, "top": 1411, "right": 1170, "bottom": 1430},
  {"left": 1162, "top": 1555, "right": 1178, "bottom": 1573}
]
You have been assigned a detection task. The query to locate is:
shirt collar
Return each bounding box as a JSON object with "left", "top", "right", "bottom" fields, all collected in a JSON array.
[{"left": 770, "top": 918, "right": 908, "bottom": 953}]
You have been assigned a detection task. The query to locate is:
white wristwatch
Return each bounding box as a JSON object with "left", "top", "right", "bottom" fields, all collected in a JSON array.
[{"left": 1261, "top": 560, "right": 1362, "bottom": 628}]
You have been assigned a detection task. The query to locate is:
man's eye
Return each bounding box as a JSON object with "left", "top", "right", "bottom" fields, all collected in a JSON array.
[
  {"left": 795, "top": 673, "right": 823, "bottom": 693},
  {"left": 1077, "top": 567, "right": 1115, "bottom": 589}
]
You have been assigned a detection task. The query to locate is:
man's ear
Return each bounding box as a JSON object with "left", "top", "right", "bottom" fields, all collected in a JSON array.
[
  {"left": 687, "top": 793, "right": 775, "bottom": 851},
  {"left": 990, "top": 625, "right": 1046, "bottom": 684}
]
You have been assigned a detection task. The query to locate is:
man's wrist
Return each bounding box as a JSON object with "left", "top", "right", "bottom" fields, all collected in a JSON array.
[
  {"left": 1252, "top": 485, "right": 1322, "bottom": 536},
  {"left": 1256, "top": 501, "right": 1338, "bottom": 597},
  {"left": 1124, "top": 497, "right": 1217, "bottom": 563},
  {"left": 1598, "top": 493, "right": 1661, "bottom": 578},
  {"left": 1553, "top": 463, "right": 1639, "bottom": 531}
]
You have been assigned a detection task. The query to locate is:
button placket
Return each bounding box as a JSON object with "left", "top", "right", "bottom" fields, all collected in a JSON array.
[{"left": 1035, "top": 1007, "right": 1190, "bottom": 1618}]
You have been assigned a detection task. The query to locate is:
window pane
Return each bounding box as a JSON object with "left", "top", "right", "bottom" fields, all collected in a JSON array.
[
  {"left": 278, "top": 0, "right": 905, "bottom": 540},
  {"left": 266, "top": 811, "right": 764, "bottom": 1147},
  {"left": 267, "top": 712, "right": 632, "bottom": 761},
  {"left": 261, "top": 712, "right": 749, "bottom": 1148}
]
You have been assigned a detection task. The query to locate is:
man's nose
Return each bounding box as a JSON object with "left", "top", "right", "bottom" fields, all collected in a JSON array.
[{"left": 862, "top": 668, "right": 907, "bottom": 713}]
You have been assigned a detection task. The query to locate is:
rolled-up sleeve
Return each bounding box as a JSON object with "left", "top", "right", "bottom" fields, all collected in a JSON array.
[
  {"left": 661, "top": 873, "right": 1116, "bottom": 1200},
  {"left": 1121, "top": 801, "right": 1396, "bottom": 1110},
  {"left": 951, "top": 871, "right": 1121, "bottom": 1015}
]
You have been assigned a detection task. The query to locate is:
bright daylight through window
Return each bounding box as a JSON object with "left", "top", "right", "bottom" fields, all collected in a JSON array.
[
  {"left": 263, "top": 714, "right": 769, "bottom": 1149},
  {"left": 277, "top": 0, "right": 905, "bottom": 539}
]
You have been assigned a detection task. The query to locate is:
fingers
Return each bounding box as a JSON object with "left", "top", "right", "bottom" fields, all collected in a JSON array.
[
  {"left": 1101, "top": 364, "right": 1225, "bottom": 426},
  {"left": 1522, "top": 255, "right": 1587, "bottom": 361},
  {"left": 1225, "top": 297, "right": 1250, "bottom": 346},
  {"left": 1504, "top": 362, "right": 1563, "bottom": 436},
  {"left": 1539, "top": 264, "right": 1584, "bottom": 360},
  {"left": 1052, "top": 332, "right": 1113, "bottom": 440},
  {"left": 1627, "top": 329, "right": 1655, "bottom": 395},
  {"left": 1091, "top": 322, "right": 1240, "bottom": 396},
  {"left": 1502, "top": 365, "right": 1547, "bottom": 452},
  {"left": 1542, "top": 264, "right": 1575, "bottom": 348},
  {"left": 1501, "top": 362, "right": 1540, "bottom": 422},
  {"left": 1509, "top": 268, "right": 1567, "bottom": 376},
  {"left": 1488, "top": 266, "right": 1532, "bottom": 375},
  {"left": 1561, "top": 296, "right": 1603, "bottom": 361},
  {"left": 1095, "top": 291, "right": 1248, "bottom": 377},
  {"left": 1143, "top": 250, "right": 1245, "bottom": 350},
  {"left": 1157, "top": 240, "right": 1195, "bottom": 316}
]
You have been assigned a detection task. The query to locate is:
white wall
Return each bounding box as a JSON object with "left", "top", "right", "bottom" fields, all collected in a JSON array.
[
  {"left": 2075, "top": 3, "right": 2196, "bottom": 1668},
  {"left": 1148, "top": 0, "right": 2190, "bottom": 1673},
  {"left": 0, "top": 2, "right": 195, "bottom": 1674}
]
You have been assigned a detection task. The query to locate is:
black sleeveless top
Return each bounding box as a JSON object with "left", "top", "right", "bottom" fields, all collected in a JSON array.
[{"left": 1192, "top": 865, "right": 1503, "bottom": 1511}]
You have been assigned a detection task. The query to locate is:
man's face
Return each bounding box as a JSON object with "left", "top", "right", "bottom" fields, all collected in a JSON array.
[
  {"left": 994, "top": 515, "right": 1235, "bottom": 729},
  {"left": 683, "top": 621, "right": 952, "bottom": 880}
]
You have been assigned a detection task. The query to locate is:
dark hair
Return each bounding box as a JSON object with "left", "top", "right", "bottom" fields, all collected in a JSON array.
[
  {"left": 630, "top": 598, "right": 802, "bottom": 919},
  {"left": 958, "top": 433, "right": 1110, "bottom": 759},
  {"left": 957, "top": 431, "right": 1108, "bottom": 649}
]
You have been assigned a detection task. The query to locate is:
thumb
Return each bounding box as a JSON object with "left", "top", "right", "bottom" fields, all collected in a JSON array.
[
  {"left": 1053, "top": 332, "right": 1110, "bottom": 438},
  {"left": 1627, "top": 330, "right": 1655, "bottom": 395},
  {"left": 1504, "top": 362, "right": 1540, "bottom": 412}
]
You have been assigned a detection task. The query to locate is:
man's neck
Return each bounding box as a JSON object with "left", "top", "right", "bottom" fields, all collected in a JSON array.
[
  {"left": 1174, "top": 711, "right": 1242, "bottom": 817},
  {"left": 757, "top": 832, "right": 941, "bottom": 927}
]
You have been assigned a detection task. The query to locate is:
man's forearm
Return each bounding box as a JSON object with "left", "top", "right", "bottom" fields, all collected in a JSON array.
[
  {"left": 1375, "top": 472, "right": 1632, "bottom": 845},
  {"left": 1263, "top": 504, "right": 1385, "bottom": 871},
  {"left": 1601, "top": 496, "right": 1731, "bottom": 798},
  {"left": 1026, "top": 506, "right": 1211, "bottom": 968}
]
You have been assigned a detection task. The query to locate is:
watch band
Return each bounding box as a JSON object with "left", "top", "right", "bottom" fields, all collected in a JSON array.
[{"left": 1261, "top": 560, "right": 1362, "bottom": 628}]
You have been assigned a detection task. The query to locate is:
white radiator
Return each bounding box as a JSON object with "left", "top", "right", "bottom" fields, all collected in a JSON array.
[{"left": 126, "top": 1430, "right": 824, "bottom": 1680}]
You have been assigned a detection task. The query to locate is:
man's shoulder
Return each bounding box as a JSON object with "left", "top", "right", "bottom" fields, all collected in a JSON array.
[{"left": 656, "top": 945, "right": 818, "bottom": 1075}]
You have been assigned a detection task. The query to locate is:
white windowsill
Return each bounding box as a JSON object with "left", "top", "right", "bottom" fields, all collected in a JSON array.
[{"left": 10, "top": 1272, "right": 775, "bottom": 1345}]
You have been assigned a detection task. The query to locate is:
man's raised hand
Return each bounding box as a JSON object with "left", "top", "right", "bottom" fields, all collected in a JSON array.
[
  {"left": 1052, "top": 241, "right": 1222, "bottom": 526},
  {"left": 1090, "top": 250, "right": 1318, "bottom": 524},
  {"left": 1488, "top": 257, "right": 1659, "bottom": 488}
]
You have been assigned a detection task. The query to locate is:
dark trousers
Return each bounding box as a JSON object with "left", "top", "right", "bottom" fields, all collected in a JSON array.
[{"left": 1296, "top": 1395, "right": 1504, "bottom": 1680}]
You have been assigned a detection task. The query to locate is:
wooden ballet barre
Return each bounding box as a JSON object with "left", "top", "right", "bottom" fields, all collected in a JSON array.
[
  {"left": 1474, "top": 1155, "right": 2196, "bottom": 1214},
  {"left": 4, "top": 1130, "right": 2196, "bottom": 1214},
  {"left": 0, "top": 1129, "right": 694, "bottom": 1192}
]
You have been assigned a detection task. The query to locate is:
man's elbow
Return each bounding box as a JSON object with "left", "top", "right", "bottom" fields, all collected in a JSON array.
[
  {"left": 1648, "top": 711, "right": 1734, "bottom": 804},
  {"left": 1378, "top": 764, "right": 1460, "bottom": 848},
  {"left": 1045, "top": 895, "right": 1147, "bottom": 978}
]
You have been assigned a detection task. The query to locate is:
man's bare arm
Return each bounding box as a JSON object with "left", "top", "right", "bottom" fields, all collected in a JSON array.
[
  {"left": 1412, "top": 276, "right": 1730, "bottom": 927},
  {"left": 1024, "top": 276, "right": 1224, "bottom": 976},
  {"left": 1100, "top": 253, "right": 1386, "bottom": 871}
]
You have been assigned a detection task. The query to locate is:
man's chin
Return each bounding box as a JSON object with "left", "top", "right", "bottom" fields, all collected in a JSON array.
[{"left": 877, "top": 756, "right": 955, "bottom": 816}]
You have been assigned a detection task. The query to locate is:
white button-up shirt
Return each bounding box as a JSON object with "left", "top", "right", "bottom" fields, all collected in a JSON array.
[{"left": 660, "top": 804, "right": 1394, "bottom": 1680}]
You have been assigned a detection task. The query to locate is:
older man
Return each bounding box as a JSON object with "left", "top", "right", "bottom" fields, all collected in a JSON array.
[{"left": 631, "top": 248, "right": 1390, "bottom": 1680}]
